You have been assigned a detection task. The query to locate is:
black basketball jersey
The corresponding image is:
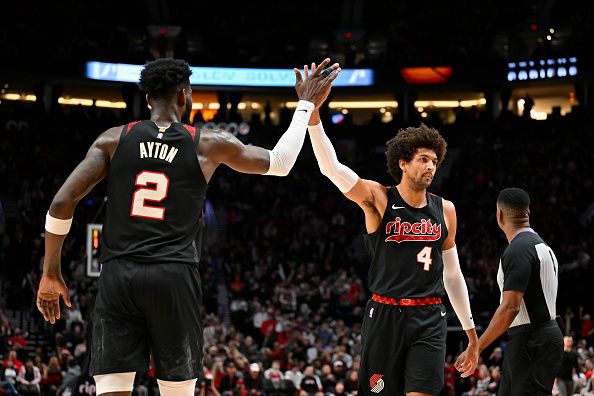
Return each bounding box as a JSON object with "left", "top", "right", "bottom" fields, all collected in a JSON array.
[
  {"left": 100, "top": 120, "right": 207, "bottom": 266},
  {"left": 363, "top": 187, "right": 449, "bottom": 298}
]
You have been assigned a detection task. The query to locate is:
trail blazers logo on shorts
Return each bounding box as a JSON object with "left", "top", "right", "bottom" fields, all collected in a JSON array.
[{"left": 370, "top": 374, "right": 384, "bottom": 393}]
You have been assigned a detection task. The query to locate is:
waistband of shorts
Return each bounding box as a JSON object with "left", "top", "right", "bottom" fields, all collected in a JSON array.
[
  {"left": 507, "top": 319, "right": 559, "bottom": 336},
  {"left": 371, "top": 294, "right": 442, "bottom": 306}
]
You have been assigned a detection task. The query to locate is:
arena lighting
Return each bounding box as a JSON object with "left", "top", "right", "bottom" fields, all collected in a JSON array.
[
  {"left": 2, "top": 93, "right": 36, "bottom": 101},
  {"left": 286, "top": 99, "right": 485, "bottom": 109},
  {"left": 400, "top": 67, "right": 453, "bottom": 84},
  {"left": 54, "top": 97, "right": 127, "bottom": 108},
  {"left": 94, "top": 100, "right": 127, "bottom": 109},
  {"left": 507, "top": 57, "right": 577, "bottom": 81},
  {"left": 86, "top": 61, "right": 374, "bottom": 87},
  {"left": 286, "top": 101, "right": 397, "bottom": 109},
  {"left": 415, "top": 99, "right": 486, "bottom": 108},
  {"left": 58, "top": 98, "right": 94, "bottom": 106}
]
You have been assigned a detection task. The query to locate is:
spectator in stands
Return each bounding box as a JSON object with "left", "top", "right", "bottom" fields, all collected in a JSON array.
[
  {"left": 331, "top": 381, "right": 348, "bottom": 396},
  {"left": 16, "top": 359, "right": 41, "bottom": 396},
  {"left": 2, "top": 351, "right": 22, "bottom": 373},
  {"left": 486, "top": 346, "right": 503, "bottom": 368},
  {"left": 56, "top": 356, "right": 80, "bottom": 396},
  {"left": 283, "top": 363, "right": 303, "bottom": 390},
  {"left": 218, "top": 361, "right": 241, "bottom": 394},
  {"left": 264, "top": 360, "right": 284, "bottom": 382},
  {"left": 344, "top": 369, "right": 358, "bottom": 393},
  {"left": 558, "top": 336, "right": 580, "bottom": 396},
  {"left": 7, "top": 328, "right": 26, "bottom": 353},
  {"left": 244, "top": 363, "right": 264, "bottom": 395},
  {"left": 298, "top": 366, "right": 322, "bottom": 395},
  {"left": 462, "top": 364, "right": 490, "bottom": 396},
  {"left": 41, "top": 356, "right": 62, "bottom": 396},
  {"left": 198, "top": 371, "right": 221, "bottom": 396},
  {"left": 331, "top": 360, "right": 346, "bottom": 382},
  {"left": 487, "top": 366, "right": 500, "bottom": 395},
  {"left": 319, "top": 364, "right": 335, "bottom": 392},
  {"left": 0, "top": 360, "right": 18, "bottom": 395},
  {"left": 0, "top": 310, "right": 10, "bottom": 355}
]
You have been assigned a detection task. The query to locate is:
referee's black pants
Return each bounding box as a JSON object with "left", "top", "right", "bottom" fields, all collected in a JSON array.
[{"left": 499, "top": 320, "right": 563, "bottom": 396}]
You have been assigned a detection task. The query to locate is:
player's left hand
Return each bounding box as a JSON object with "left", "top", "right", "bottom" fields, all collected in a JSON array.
[
  {"left": 454, "top": 343, "right": 479, "bottom": 378},
  {"left": 303, "top": 62, "right": 334, "bottom": 108},
  {"left": 37, "top": 273, "right": 72, "bottom": 324}
]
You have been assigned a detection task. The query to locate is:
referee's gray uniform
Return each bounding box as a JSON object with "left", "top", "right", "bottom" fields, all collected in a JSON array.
[{"left": 496, "top": 230, "right": 563, "bottom": 395}]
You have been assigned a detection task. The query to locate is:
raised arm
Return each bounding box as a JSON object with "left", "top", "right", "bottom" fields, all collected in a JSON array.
[
  {"left": 198, "top": 59, "right": 341, "bottom": 180},
  {"left": 301, "top": 63, "right": 387, "bottom": 233},
  {"left": 37, "top": 126, "right": 120, "bottom": 324}
]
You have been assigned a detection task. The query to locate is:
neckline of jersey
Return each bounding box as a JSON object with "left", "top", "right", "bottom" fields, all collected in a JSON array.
[
  {"left": 393, "top": 186, "right": 430, "bottom": 211},
  {"left": 510, "top": 228, "right": 537, "bottom": 244},
  {"left": 147, "top": 120, "right": 179, "bottom": 131}
]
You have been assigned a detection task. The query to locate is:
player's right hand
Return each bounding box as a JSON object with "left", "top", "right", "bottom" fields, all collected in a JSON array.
[
  {"left": 37, "top": 273, "right": 72, "bottom": 324},
  {"left": 294, "top": 58, "right": 341, "bottom": 108}
]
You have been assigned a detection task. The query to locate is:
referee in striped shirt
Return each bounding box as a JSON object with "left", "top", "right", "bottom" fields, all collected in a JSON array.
[{"left": 455, "top": 187, "right": 563, "bottom": 395}]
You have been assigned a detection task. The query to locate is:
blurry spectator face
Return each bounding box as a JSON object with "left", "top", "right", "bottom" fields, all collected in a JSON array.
[
  {"left": 26, "top": 360, "right": 33, "bottom": 368},
  {"left": 493, "top": 347, "right": 502, "bottom": 359},
  {"left": 271, "top": 360, "right": 280, "bottom": 370},
  {"left": 227, "top": 362, "right": 236, "bottom": 374},
  {"left": 564, "top": 336, "right": 573, "bottom": 349},
  {"left": 348, "top": 371, "right": 358, "bottom": 382},
  {"left": 490, "top": 367, "right": 500, "bottom": 380},
  {"left": 322, "top": 364, "right": 332, "bottom": 374},
  {"left": 304, "top": 366, "right": 314, "bottom": 376},
  {"left": 335, "top": 382, "right": 345, "bottom": 392},
  {"left": 478, "top": 365, "right": 489, "bottom": 379}
]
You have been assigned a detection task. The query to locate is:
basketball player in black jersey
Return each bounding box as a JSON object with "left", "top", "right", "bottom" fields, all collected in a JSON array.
[
  {"left": 455, "top": 188, "right": 563, "bottom": 395},
  {"left": 299, "top": 64, "right": 478, "bottom": 396},
  {"left": 36, "top": 58, "right": 340, "bottom": 396}
]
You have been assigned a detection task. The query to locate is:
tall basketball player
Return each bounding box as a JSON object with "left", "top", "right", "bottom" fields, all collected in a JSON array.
[
  {"left": 300, "top": 64, "right": 478, "bottom": 396},
  {"left": 36, "top": 58, "right": 340, "bottom": 396}
]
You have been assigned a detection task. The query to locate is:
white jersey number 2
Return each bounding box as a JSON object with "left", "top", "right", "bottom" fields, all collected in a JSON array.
[{"left": 130, "top": 171, "right": 170, "bottom": 220}]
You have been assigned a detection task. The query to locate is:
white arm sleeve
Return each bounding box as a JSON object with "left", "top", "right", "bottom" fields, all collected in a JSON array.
[
  {"left": 443, "top": 246, "right": 475, "bottom": 330},
  {"left": 307, "top": 122, "right": 359, "bottom": 193},
  {"left": 264, "top": 100, "right": 314, "bottom": 176}
]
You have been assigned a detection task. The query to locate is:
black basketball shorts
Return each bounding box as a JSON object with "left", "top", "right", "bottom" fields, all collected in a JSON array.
[
  {"left": 90, "top": 259, "right": 203, "bottom": 381},
  {"left": 357, "top": 298, "right": 447, "bottom": 395},
  {"left": 499, "top": 320, "right": 563, "bottom": 396}
]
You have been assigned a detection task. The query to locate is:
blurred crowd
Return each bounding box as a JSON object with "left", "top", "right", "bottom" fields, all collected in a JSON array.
[{"left": 0, "top": 99, "right": 593, "bottom": 396}]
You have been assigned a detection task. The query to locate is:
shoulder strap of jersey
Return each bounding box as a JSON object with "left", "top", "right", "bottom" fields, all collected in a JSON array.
[{"left": 125, "top": 121, "right": 141, "bottom": 134}]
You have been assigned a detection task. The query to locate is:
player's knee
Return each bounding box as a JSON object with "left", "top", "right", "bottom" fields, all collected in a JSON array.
[
  {"left": 156, "top": 378, "right": 197, "bottom": 396},
  {"left": 94, "top": 372, "right": 136, "bottom": 395}
]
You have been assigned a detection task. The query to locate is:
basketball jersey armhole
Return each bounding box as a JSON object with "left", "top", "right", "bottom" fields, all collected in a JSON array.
[
  {"left": 109, "top": 123, "right": 134, "bottom": 163},
  {"left": 188, "top": 125, "right": 208, "bottom": 186}
]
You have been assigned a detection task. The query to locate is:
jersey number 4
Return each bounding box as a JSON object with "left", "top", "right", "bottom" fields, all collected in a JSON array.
[
  {"left": 417, "top": 246, "right": 433, "bottom": 271},
  {"left": 130, "top": 171, "right": 169, "bottom": 220}
]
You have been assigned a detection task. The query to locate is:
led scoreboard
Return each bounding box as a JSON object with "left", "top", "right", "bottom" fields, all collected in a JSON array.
[{"left": 86, "top": 223, "right": 102, "bottom": 277}]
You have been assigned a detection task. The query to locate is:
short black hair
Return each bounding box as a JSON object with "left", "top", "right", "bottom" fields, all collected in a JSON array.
[
  {"left": 138, "top": 58, "right": 192, "bottom": 98},
  {"left": 386, "top": 124, "right": 447, "bottom": 182},
  {"left": 497, "top": 187, "right": 530, "bottom": 211}
]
